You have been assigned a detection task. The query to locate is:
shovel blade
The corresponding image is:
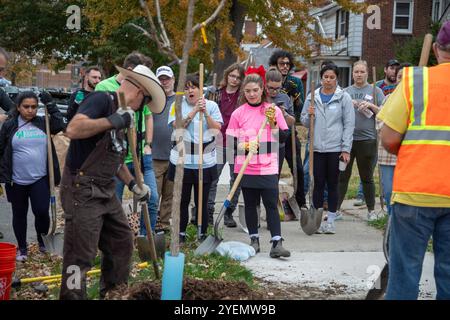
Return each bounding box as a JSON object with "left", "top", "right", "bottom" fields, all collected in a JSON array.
[
  {"left": 194, "top": 235, "right": 222, "bottom": 256},
  {"left": 238, "top": 204, "right": 249, "bottom": 234},
  {"left": 136, "top": 233, "right": 166, "bottom": 261},
  {"left": 300, "top": 207, "right": 324, "bottom": 235},
  {"left": 41, "top": 232, "right": 64, "bottom": 256},
  {"left": 287, "top": 198, "right": 301, "bottom": 220}
]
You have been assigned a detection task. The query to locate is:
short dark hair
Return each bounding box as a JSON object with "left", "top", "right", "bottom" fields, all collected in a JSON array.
[
  {"left": 185, "top": 73, "right": 200, "bottom": 88},
  {"left": 320, "top": 60, "right": 335, "bottom": 69},
  {"left": 85, "top": 66, "right": 102, "bottom": 75},
  {"left": 16, "top": 91, "right": 38, "bottom": 106},
  {"left": 269, "top": 50, "right": 295, "bottom": 71},
  {"left": 320, "top": 63, "right": 339, "bottom": 78},
  {"left": 123, "top": 51, "right": 153, "bottom": 69}
]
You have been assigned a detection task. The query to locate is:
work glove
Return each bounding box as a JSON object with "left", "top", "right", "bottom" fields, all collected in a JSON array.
[
  {"left": 131, "top": 183, "right": 151, "bottom": 203},
  {"left": 238, "top": 141, "right": 259, "bottom": 154},
  {"left": 107, "top": 107, "right": 134, "bottom": 130},
  {"left": 39, "top": 91, "right": 54, "bottom": 105},
  {"left": 264, "top": 104, "right": 277, "bottom": 127}
]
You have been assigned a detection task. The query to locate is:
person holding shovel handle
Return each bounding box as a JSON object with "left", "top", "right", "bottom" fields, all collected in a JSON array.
[
  {"left": 0, "top": 91, "right": 64, "bottom": 261},
  {"left": 59, "top": 64, "right": 166, "bottom": 300},
  {"left": 167, "top": 73, "right": 223, "bottom": 244},
  {"left": 301, "top": 64, "right": 354, "bottom": 235},
  {"left": 227, "top": 72, "right": 291, "bottom": 258}
]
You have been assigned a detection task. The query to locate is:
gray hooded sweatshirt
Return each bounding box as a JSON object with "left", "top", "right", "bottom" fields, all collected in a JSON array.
[{"left": 301, "top": 87, "right": 355, "bottom": 153}]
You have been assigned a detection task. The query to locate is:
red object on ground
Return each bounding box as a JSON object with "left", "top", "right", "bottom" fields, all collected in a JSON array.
[{"left": 0, "top": 242, "right": 17, "bottom": 300}]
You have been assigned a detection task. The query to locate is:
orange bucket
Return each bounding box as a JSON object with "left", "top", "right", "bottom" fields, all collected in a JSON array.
[{"left": 0, "top": 243, "right": 17, "bottom": 300}]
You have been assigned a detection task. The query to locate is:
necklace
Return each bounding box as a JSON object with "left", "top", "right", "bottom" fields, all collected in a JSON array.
[{"left": 224, "top": 89, "right": 239, "bottom": 104}]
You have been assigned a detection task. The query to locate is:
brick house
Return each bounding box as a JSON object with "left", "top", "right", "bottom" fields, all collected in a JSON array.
[{"left": 305, "top": 0, "right": 444, "bottom": 90}]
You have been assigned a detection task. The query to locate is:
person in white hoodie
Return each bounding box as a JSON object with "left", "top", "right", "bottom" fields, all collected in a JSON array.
[{"left": 301, "top": 64, "right": 355, "bottom": 234}]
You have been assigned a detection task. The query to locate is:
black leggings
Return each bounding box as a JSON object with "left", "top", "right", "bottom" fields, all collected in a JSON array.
[
  {"left": 242, "top": 187, "right": 281, "bottom": 237},
  {"left": 5, "top": 176, "right": 50, "bottom": 251},
  {"left": 313, "top": 152, "right": 340, "bottom": 212},
  {"left": 180, "top": 181, "right": 211, "bottom": 235}
]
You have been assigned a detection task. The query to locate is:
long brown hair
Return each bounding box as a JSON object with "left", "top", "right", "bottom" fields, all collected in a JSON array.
[
  {"left": 219, "top": 63, "right": 245, "bottom": 89},
  {"left": 238, "top": 73, "right": 267, "bottom": 105}
]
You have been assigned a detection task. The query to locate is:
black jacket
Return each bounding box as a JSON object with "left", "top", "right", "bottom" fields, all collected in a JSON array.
[
  {"left": 0, "top": 102, "right": 65, "bottom": 185},
  {"left": 0, "top": 87, "right": 14, "bottom": 112}
]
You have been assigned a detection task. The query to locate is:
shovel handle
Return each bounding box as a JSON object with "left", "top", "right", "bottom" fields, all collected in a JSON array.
[
  {"left": 419, "top": 34, "right": 433, "bottom": 67},
  {"left": 198, "top": 63, "right": 204, "bottom": 236},
  {"left": 44, "top": 107, "right": 57, "bottom": 235},
  {"left": 118, "top": 92, "right": 160, "bottom": 279},
  {"left": 308, "top": 81, "right": 316, "bottom": 191}
]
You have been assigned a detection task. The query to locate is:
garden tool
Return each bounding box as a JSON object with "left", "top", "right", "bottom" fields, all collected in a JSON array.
[
  {"left": 366, "top": 33, "right": 433, "bottom": 300},
  {"left": 119, "top": 92, "right": 160, "bottom": 279},
  {"left": 197, "top": 63, "right": 204, "bottom": 240},
  {"left": 300, "top": 80, "right": 324, "bottom": 235},
  {"left": 373, "top": 66, "right": 386, "bottom": 216},
  {"left": 287, "top": 123, "right": 301, "bottom": 219},
  {"left": 195, "top": 118, "right": 269, "bottom": 255},
  {"left": 41, "top": 107, "right": 64, "bottom": 256}
]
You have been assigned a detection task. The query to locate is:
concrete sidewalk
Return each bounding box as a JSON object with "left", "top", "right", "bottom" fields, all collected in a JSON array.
[{"left": 214, "top": 165, "right": 436, "bottom": 299}]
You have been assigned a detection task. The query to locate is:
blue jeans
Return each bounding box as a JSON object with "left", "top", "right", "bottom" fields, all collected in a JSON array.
[
  {"left": 303, "top": 142, "right": 328, "bottom": 201},
  {"left": 386, "top": 203, "right": 450, "bottom": 300},
  {"left": 379, "top": 165, "right": 394, "bottom": 215},
  {"left": 115, "top": 154, "right": 159, "bottom": 233}
]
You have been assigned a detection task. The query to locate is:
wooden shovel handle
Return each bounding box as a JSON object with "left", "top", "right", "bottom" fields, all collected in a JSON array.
[
  {"left": 198, "top": 63, "right": 204, "bottom": 230},
  {"left": 419, "top": 34, "right": 433, "bottom": 67}
]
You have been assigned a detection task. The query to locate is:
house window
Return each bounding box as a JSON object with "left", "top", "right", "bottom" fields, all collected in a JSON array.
[
  {"left": 335, "top": 10, "right": 349, "bottom": 39},
  {"left": 393, "top": 0, "right": 414, "bottom": 34},
  {"left": 433, "top": 0, "right": 450, "bottom": 22}
]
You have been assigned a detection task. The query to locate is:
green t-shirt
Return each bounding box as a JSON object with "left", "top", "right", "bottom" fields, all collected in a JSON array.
[{"left": 96, "top": 75, "right": 151, "bottom": 163}]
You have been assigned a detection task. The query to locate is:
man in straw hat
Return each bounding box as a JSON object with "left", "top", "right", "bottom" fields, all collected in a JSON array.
[{"left": 59, "top": 64, "right": 166, "bottom": 300}]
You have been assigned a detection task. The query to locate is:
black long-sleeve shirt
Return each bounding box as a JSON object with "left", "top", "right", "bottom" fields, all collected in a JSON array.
[{"left": 0, "top": 87, "right": 14, "bottom": 112}]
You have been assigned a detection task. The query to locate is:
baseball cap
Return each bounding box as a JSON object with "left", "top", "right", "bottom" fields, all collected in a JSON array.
[
  {"left": 156, "top": 66, "right": 174, "bottom": 78},
  {"left": 386, "top": 59, "right": 400, "bottom": 67},
  {"left": 437, "top": 21, "right": 450, "bottom": 47}
]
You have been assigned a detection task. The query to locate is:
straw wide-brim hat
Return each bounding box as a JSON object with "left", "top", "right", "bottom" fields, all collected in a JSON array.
[{"left": 116, "top": 65, "right": 167, "bottom": 114}]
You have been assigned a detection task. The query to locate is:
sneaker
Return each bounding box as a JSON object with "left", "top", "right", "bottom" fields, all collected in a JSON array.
[
  {"left": 199, "top": 234, "right": 208, "bottom": 242},
  {"left": 16, "top": 250, "right": 28, "bottom": 262},
  {"left": 39, "top": 244, "right": 47, "bottom": 253},
  {"left": 324, "top": 222, "right": 336, "bottom": 234},
  {"left": 269, "top": 238, "right": 290, "bottom": 258},
  {"left": 367, "top": 211, "right": 378, "bottom": 222},
  {"left": 224, "top": 210, "right": 237, "bottom": 228},
  {"left": 316, "top": 222, "right": 327, "bottom": 234},
  {"left": 208, "top": 214, "right": 214, "bottom": 225},
  {"left": 354, "top": 198, "right": 366, "bottom": 207},
  {"left": 250, "top": 236, "right": 260, "bottom": 253},
  {"left": 334, "top": 211, "right": 344, "bottom": 221}
]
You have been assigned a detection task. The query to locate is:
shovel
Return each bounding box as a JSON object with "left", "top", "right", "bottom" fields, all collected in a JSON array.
[
  {"left": 300, "top": 81, "right": 324, "bottom": 235},
  {"left": 41, "top": 107, "right": 64, "bottom": 256},
  {"left": 286, "top": 124, "right": 301, "bottom": 219},
  {"left": 195, "top": 118, "right": 269, "bottom": 255},
  {"left": 119, "top": 92, "right": 160, "bottom": 279},
  {"left": 197, "top": 63, "right": 205, "bottom": 240}
]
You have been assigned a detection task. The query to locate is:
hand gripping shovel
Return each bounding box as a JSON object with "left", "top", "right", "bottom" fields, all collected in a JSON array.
[
  {"left": 300, "top": 81, "right": 324, "bottom": 235},
  {"left": 119, "top": 93, "right": 160, "bottom": 279},
  {"left": 195, "top": 117, "right": 269, "bottom": 255},
  {"left": 41, "top": 107, "right": 64, "bottom": 256}
]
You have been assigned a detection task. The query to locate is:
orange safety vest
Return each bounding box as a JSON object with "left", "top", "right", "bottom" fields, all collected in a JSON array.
[{"left": 393, "top": 64, "right": 450, "bottom": 198}]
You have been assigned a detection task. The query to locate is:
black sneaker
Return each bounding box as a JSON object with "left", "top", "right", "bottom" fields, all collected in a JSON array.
[
  {"left": 269, "top": 238, "right": 290, "bottom": 258},
  {"left": 179, "top": 234, "right": 186, "bottom": 244},
  {"left": 224, "top": 209, "right": 237, "bottom": 228},
  {"left": 250, "top": 236, "right": 260, "bottom": 253},
  {"left": 208, "top": 213, "right": 214, "bottom": 225}
]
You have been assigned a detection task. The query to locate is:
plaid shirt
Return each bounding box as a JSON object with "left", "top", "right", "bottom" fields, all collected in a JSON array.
[{"left": 376, "top": 119, "right": 397, "bottom": 166}]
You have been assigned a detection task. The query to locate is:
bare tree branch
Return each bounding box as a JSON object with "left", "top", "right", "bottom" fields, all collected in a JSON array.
[
  {"left": 192, "top": 0, "right": 227, "bottom": 32},
  {"left": 155, "top": 0, "right": 172, "bottom": 48}
]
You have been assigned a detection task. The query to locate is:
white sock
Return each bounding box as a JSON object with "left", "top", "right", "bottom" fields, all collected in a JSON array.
[
  {"left": 179, "top": 232, "right": 186, "bottom": 236},
  {"left": 249, "top": 234, "right": 259, "bottom": 239},
  {"left": 327, "top": 212, "right": 336, "bottom": 223},
  {"left": 271, "top": 235, "right": 281, "bottom": 242}
]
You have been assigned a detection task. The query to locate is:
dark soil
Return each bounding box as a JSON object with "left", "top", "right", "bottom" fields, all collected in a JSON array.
[{"left": 127, "top": 278, "right": 263, "bottom": 300}]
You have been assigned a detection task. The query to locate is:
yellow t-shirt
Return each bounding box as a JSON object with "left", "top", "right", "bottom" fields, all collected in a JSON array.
[{"left": 377, "top": 83, "right": 450, "bottom": 207}]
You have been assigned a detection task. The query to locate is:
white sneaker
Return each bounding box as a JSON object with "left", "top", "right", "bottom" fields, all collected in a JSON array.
[
  {"left": 334, "top": 211, "right": 344, "bottom": 221},
  {"left": 315, "top": 222, "right": 327, "bottom": 234},
  {"left": 324, "top": 222, "right": 336, "bottom": 234},
  {"left": 367, "top": 211, "right": 378, "bottom": 222},
  {"left": 16, "top": 253, "right": 28, "bottom": 262}
]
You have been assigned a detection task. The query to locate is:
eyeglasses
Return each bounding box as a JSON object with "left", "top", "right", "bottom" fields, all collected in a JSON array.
[
  {"left": 267, "top": 86, "right": 282, "bottom": 91},
  {"left": 277, "top": 62, "right": 290, "bottom": 67},
  {"left": 228, "top": 74, "right": 241, "bottom": 81},
  {"left": 21, "top": 104, "right": 38, "bottom": 110}
]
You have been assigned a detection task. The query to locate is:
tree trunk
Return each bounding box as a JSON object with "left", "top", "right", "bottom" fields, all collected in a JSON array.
[
  {"left": 212, "top": 0, "right": 246, "bottom": 81},
  {"left": 170, "top": 0, "right": 196, "bottom": 257}
]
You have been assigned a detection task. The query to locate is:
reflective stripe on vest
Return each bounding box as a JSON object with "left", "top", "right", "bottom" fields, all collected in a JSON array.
[{"left": 393, "top": 66, "right": 450, "bottom": 199}]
